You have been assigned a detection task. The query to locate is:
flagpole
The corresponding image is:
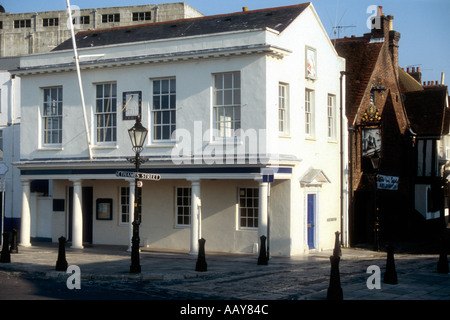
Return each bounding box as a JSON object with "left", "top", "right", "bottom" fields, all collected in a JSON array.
[{"left": 66, "top": 0, "right": 93, "bottom": 160}]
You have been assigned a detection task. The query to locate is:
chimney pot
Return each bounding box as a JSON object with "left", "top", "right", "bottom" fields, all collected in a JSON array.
[
  {"left": 407, "top": 67, "right": 410, "bottom": 73},
  {"left": 378, "top": 6, "right": 383, "bottom": 16},
  {"left": 417, "top": 67, "right": 420, "bottom": 72}
]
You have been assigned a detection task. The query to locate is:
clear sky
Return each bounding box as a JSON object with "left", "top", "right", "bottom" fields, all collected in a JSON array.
[{"left": 1, "top": 0, "right": 449, "bottom": 84}]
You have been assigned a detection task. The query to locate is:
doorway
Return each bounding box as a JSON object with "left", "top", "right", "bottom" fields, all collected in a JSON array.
[
  {"left": 68, "top": 186, "right": 93, "bottom": 244},
  {"left": 307, "top": 193, "right": 316, "bottom": 249}
]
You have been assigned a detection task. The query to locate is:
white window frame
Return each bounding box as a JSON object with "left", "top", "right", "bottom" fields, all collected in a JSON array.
[
  {"left": 238, "top": 187, "right": 259, "bottom": 230},
  {"left": 327, "top": 94, "right": 337, "bottom": 141},
  {"left": 42, "top": 87, "right": 63, "bottom": 146},
  {"left": 278, "top": 83, "right": 290, "bottom": 136},
  {"left": 175, "top": 187, "right": 191, "bottom": 227},
  {"left": 95, "top": 82, "right": 117, "bottom": 145},
  {"left": 152, "top": 78, "right": 176, "bottom": 142},
  {"left": 305, "top": 88, "right": 315, "bottom": 138},
  {"left": 213, "top": 72, "right": 241, "bottom": 140},
  {"left": 119, "top": 187, "right": 130, "bottom": 226}
]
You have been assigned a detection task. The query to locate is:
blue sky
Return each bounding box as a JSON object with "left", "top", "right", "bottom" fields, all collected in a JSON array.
[{"left": 2, "top": 0, "right": 449, "bottom": 84}]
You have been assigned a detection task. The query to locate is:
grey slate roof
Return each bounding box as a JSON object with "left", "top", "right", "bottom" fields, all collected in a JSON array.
[{"left": 53, "top": 3, "right": 310, "bottom": 51}]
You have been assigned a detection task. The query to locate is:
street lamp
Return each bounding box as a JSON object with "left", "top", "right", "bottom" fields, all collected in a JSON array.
[
  {"left": 128, "top": 116, "right": 148, "bottom": 273},
  {"left": 371, "top": 152, "right": 381, "bottom": 251}
]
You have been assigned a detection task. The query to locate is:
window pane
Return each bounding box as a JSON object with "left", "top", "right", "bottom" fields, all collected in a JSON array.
[
  {"left": 224, "top": 73, "right": 233, "bottom": 89},
  {"left": 215, "top": 74, "right": 223, "bottom": 89}
]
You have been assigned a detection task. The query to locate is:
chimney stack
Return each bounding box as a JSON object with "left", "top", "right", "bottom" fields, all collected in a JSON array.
[{"left": 242, "top": 7, "right": 248, "bottom": 12}]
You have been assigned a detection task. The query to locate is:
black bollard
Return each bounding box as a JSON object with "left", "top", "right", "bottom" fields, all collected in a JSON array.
[
  {"left": 383, "top": 245, "right": 398, "bottom": 284},
  {"left": 437, "top": 235, "right": 449, "bottom": 274},
  {"left": 55, "top": 236, "right": 68, "bottom": 271},
  {"left": 257, "top": 235, "right": 268, "bottom": 265},
  {"left": 333, "top": 231, "right": 342, "bottom": 257},
  {"left": 195, "top": 238, "right": 207, "bottom": 272},
  {"left": 0, "top": 232, "right": 11, "bottom": 263},
  {"left": 10, "top": 229, "right": 18, "bottom": 254},
  {"left": 327, "top": 255, "right": 343, "bottom": 300}
]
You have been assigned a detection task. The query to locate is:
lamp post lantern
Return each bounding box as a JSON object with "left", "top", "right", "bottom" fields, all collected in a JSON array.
[{"left": 128, "top": 116, "right": 148, "bottom": 273}]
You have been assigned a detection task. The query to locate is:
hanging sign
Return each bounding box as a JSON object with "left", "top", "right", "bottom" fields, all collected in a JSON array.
[{"left": 377, "top": 175, "right": 399, "bottom": 190}]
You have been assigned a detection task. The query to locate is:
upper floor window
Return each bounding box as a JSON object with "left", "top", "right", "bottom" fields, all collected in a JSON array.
[
  {"left": 213, "top": 72, "right": 241, "bottom": 139},
  {"left": 14, "top": 19, "right": 31, "bottom": 28},
  {"left": 73, "top": 16, "right": 90, "bottom": 25},
  {"left": 43, "top": 87, "right": 63, "bottom": 145},
  {"left": 95, "top": 83, "right": 117, "bottom": 144},
  {"left": 133, "top": 12, "right": 151, "bottom": 21},
  {"left": 305, "top": 89, "right": 315, "bottom": 138},
  {"left": 152, "top": 78, "right": 176, "bottom": 141},
  {"left": 43, "top": 18, "right": 59, "bottom": 27},
  {"left": 278, "top": 83, "right": 289, "bottom": 135},
  {"left": 102, "top": 14, "right": 120, "bottom": 23},
  {"left": 417, "top": 139, "right": 438, "bottom": 177},
  {"left": 327, "top": 94, "right": 336, "bottom": 140}
]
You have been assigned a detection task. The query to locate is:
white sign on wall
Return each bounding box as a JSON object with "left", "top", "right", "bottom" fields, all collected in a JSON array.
[{"left": 377, "top": 175, "right": 399, "bottom": 190}]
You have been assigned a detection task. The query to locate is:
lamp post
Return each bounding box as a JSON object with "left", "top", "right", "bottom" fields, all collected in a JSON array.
[
  {"left": 127, "top": 116, "right": 148, "bottom": 273},
  {"left": 371, "top": 152, "right": 381, "bottom": 251}
]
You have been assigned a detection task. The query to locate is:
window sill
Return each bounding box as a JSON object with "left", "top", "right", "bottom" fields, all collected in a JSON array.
[
  {"left": 148, "top": 141, "right": 177, "bottom": 148},
  {"left": 279, "top": 134, "right": 291, "bottom": 139},
  {"left": 39, "top": 146, "right": 63, "bottom": 151},
  {"left": 92, "top": 145, "right": 119, "bottom": 150},
  {"left": 209, "top": 139, "right": 244, "bottom": 146}
]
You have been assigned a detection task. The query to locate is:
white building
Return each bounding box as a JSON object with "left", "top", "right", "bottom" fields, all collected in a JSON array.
[
  {"left": 0, "top": 57, "right": 22, "bottom": 239},
  {"left": 14, "top": 3, "right": 347, "bottom": 256}
]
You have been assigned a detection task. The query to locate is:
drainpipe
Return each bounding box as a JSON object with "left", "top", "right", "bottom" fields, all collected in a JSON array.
[{"left": 340, "top": 71, "right": 349, "bottom": 247}]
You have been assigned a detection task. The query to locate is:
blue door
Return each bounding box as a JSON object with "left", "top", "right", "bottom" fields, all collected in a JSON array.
[{"left": 307, "top": 194, "right": 316, "bottom": 249}]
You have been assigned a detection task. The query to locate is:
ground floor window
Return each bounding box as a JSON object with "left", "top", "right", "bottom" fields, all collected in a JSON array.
[
  {"left": 239, "top": 188, "right": 259, "bottom": 229},
  {"left": 176, "top": 187, "right": 191, "bottom": 227},
  {"left": 119, "top": 187, "right": 130, "bottom": 225}
]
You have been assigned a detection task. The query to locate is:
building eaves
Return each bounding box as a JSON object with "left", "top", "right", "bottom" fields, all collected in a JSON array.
[
  {"left": 15, "top": 44, "right": 291, "bottom": 75},
  {"left": 53, "top": 3, "right": 310, "bottom": 51}
]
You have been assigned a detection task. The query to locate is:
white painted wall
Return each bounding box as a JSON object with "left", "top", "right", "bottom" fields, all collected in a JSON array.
[{"left": 16, "top": 4, "right": 346, "bottom": 255}]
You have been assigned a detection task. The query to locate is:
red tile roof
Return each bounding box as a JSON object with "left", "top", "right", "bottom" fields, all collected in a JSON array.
[{"left": 335, "top": 36, "right": 383, "bottom": 125}]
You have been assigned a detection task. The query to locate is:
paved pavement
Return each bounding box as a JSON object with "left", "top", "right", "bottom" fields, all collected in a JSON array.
[{"left": 0, "top": 241, "right": 449, "bottom": 301}]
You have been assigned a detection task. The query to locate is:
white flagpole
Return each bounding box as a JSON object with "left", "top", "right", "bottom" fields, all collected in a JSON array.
[{"left": 66, "top": 0, "right": 93, "bottom": 160}]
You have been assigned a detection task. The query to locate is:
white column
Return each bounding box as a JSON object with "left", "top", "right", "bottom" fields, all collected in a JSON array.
[
  {"left": 258, "top": 182, "right": 269, "bottom": 240},
  {"left": 127, "top": 180, "right": 135, "bottom": 252},
  {"left": 19, "top": 179, "right": 31, "bottom": 247},
  {"left": 70, "top": 179, "right": 83, "bottom": 249},
  {"left": 189, "top": 179, "right": 201, "bottom": 254}
]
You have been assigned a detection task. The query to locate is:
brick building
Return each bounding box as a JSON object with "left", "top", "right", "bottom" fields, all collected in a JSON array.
[{"left": 336, "top": 9, "right": 414, "bottom": 246}]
